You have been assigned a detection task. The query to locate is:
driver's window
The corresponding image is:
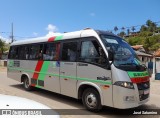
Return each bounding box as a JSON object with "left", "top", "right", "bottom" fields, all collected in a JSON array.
[{"left": 79, "top": 40, "right": 107, "bottom": 65}]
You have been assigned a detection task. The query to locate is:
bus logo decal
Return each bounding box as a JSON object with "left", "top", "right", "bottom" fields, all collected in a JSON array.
[{"left": 97, "top": 76, "right": 111, "bottom": 81}]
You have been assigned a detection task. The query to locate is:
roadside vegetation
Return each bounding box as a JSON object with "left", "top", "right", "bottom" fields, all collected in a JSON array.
[{"left": 114, "top": 20, "right": 160, "bottom": 52}]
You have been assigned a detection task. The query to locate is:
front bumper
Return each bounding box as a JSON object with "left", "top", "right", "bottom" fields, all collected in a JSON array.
[{"left": 112, "top": 81, "right": 150, "bottom": 109}]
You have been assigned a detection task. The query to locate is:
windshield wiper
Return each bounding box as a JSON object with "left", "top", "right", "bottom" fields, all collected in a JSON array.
[{"left": 119, "top": 63, "right": 137, "bottom": 66}]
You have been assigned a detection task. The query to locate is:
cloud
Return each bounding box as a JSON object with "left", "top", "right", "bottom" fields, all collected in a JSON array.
[
  {"left": 90, "top": 13, "right": 96, "bottom": 17},
  {"left": 33, "top": 32, "right": 38, "bottom": 37},
  {"left": 46, "top": 24, "right": 58, "bottom": 32},
  {"left": 46, "top": 24, "right": 61, "bottom": 37}
]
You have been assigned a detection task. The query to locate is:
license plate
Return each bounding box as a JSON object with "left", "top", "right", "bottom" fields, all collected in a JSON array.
[{"left": 144, "top": 89, "right": 149, "bottom": 95}]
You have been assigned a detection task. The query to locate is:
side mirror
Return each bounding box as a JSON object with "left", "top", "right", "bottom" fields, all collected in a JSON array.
[{"left": 108, "top": 50, "right": 114, "bottom": 61}]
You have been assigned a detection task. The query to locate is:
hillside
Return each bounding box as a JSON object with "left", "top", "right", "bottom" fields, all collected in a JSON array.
[
  {"left": 125, "top": 32, "right": 160, "bottom": 52},
  {"left": 115, "top": 20, "right": 160, "bottom": 52}
]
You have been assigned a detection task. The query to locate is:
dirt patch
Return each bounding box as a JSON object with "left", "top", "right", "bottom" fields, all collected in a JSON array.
[{"left": 0, "top": 67, "right": 7, "bottom": 72}]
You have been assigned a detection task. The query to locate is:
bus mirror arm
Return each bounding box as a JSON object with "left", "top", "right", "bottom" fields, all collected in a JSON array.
[
  {"left": 108, "top": 50, "right": 114, "bottom": 61},
  {"left": 106, "top": 64, "right": 111, "bottom": 70},
  {"left": 106, "top": 50, "right": 114, "bottom": 70},
  {"left": 106, "top": 60, "right": 113, "bottom": 70}
]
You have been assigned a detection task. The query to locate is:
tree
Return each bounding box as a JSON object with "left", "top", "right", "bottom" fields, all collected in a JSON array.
[
  {"left": 118, "top": 31, "right": 126, "bottom": 38},
  {"left": 146, "top": 19, "right": 157, "bottom": 32},
  {"left": 146, "top": 20, "right": 152, "bottom": 27},
  {"left": 157, "top": 27, "right": 160, "bottom": 33},
  {"left": 121, "top": 27, "right": 125, "bottom": 31},
  {"left": 143, "top": 37, "right": 151, "bottom": 51},
  {"left": 140, "top": 25, "right": 147, "bottom": 32},
  {"left": 114, "top": 26, "right": 118, "bottom": 34},
  {"left": 0, "top": 39, "right": 6, "bottom": 54},
  {"left": 149, "top": 22, "right": 157, "bottom": 32},
  {"left": 127, "top": 29, "right": 130, "bottom": 35},
  {"left": 131, "top": 26, "right": 136, "bottom": 32}
]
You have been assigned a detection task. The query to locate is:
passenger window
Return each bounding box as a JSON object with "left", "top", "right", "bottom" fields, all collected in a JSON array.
[
  {"left": 29, "top": 44, "right": 43, "bottom": 60},
  {"left": 79, "top": 40, "right": 107, "bottom": 65},
  {"left": 62, "top": 42, "right": 77, "bottom": 61},
  {"left": 43, "top": 43, "right": 60, "bottom": 61},
  {"left": 19, "top": 46, "right": 29, "bottom": 60},
  {"left": 9, "top": 46, "right": 19, "bottom": 59}
]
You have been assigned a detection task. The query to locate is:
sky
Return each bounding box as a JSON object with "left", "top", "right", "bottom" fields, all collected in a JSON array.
[{"left": 0, "top": 0, "right": 160, "bottom": 42}]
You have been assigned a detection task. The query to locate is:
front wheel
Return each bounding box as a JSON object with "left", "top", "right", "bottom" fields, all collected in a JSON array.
[
  {"left": 23, "top": 77, "right": 32, "bottom": 91},
  {"left": 82, "top": 88, "right": 102, "bottom": 112}
]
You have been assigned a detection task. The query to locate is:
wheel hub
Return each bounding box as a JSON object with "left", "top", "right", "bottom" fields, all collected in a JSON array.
[
  {"left": 86, "top": 93, "right": 97, "bottom": 108},
  {"left": 25, "top": 79, "right": 29, "bottom": 88}
]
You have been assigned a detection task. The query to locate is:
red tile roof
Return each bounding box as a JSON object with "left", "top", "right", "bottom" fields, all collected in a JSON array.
[
  {"left": 154, "top": 49, "right": 160, "bottom": 57},
  {"left": 131, "top": 45, "right": 143, "bottom": 50}
]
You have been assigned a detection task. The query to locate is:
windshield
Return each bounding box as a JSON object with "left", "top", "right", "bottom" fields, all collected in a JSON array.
[{"left": 101, "top": 35, "right": 146, "bottom": 71}]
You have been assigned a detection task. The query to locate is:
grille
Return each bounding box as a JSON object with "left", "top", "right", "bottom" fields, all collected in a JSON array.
[
  {"left": 137, "top": 81, "right": 150, "bottom": 90},
  {"left": 137, "top": 81, "right": 150, "bottom": 101},
  {"left": 139, "top": 94, "right": 149, "bottom": 101}
]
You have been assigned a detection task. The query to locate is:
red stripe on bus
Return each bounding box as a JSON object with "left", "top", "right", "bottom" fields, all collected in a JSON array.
[
  {"left": 55, "top": 43, "right": 60, "bottom": 60},
  {"left": 131, "top": 76, "right": 150, "bottom": 83},
  {"left": 48, "top": 36, "right": 56, "bottom": 42},
  {"left": 31, "top": 60, "right": 44, "bottom": 86}
]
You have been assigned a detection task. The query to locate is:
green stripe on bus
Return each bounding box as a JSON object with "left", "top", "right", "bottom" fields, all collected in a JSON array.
[
  {"left": 127, "top": 71, "right": 149, "bottom": 78},
  {"left": 59, "top": 75, "right": 111, "bottom": 85},
  {"left": 38, "top": 61, "right": 50, "bottom": 81},
  {"left": 76, "top": 77, "right": 112, "bottom": 85},
  {"left": 55, "top": 35, "right": 63, "bottom": 41},
  {"left": 36, "top": 85, "right": 42, "bottom": 88},
  {"left": 36, "top": 61, "right": 50, "bottom": 87},
  {"left": 8, "top": 67, "right": 112, "bottom": 85}
]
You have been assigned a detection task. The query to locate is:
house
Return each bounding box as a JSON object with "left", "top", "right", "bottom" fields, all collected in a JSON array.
[
  {"left": 152, "top": 49, "right": 160, "bottom": 80},
  {"left": 124, "top": 31, "right": 140, "bottom": 38},
  {"left": 131, "top": 45, "right": 153, "bottom": 65},
  {"left": 154, "top": 49, "right": 160, "bottom": 57}
]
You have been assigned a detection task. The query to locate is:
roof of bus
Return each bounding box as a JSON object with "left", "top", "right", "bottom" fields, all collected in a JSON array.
[{"left": 11, "top": 28, "right": 117, "bottom": 46}]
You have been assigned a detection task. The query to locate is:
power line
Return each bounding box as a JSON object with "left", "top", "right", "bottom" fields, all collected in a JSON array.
[
  {"left": 0, "top": 32, "right": 10, "bottom": 34},
  {"left": 14, "top": 36, "right": 38, "bottom": 39}
]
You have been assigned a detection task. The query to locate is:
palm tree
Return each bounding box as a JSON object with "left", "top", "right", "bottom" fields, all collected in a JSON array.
[
  {"left": 114, "top": 26, "right": 118, "bottom": 34},
  {"left": 121, "top": 27, "right": 125, "bottom": 31},
  {"left": 127, "top": 29, "right": 130, "bottom": 36},
  {"left": 146, "top": 20, "right": 152, "bottom": 27},
  {"left": 131, "top": 26, "right": 136, "bottom": 32}
]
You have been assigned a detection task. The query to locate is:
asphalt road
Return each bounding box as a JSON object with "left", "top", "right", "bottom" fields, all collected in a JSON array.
[{"left": 0, "top": 72, "right": 160, "bottom": 118}]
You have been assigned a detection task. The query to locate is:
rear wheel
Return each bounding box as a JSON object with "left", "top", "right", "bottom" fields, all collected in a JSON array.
[
  {"left": 23, "top": 77, "right": 32, "bottom": 91},
  {"left": 82, "top": 88, "right": 102, "bottom": 112}
]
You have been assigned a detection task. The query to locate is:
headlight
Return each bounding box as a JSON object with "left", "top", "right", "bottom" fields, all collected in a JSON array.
[{"left": 114, "top": 81, "right": 134, "bottom": 89}]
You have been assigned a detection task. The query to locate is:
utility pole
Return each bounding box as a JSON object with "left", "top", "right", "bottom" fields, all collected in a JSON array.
[{"left": 11, "top": 22, "right": 14, "bottom": 43}]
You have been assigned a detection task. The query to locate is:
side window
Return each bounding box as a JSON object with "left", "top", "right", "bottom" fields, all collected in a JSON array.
[
  {"left": 9, "top": 46, "right": 19, "bottom": 59},
  {"left": 43, "top": 43, "right": 60, "bottom": 61},
  {"left": 19, "top": 45, "right": 29, "bottom": 60},
  {"left": 62, "top": 42, "right": 77, "bottom": 61},
  {"left": 29, "top": 44, "right": 43, "bottom": 60},
  {"left": 79, "top": 40, "right": 107, "bottom": 65}
]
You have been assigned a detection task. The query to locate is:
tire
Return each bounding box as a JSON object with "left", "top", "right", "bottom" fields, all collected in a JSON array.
[
  {"left": 23, "top": 77, "right": 32, "bottom": 91},
  {"left": 82, "top": 88, "right": 102, "bottom": 112}
]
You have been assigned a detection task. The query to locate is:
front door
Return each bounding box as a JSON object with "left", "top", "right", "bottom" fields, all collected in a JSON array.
[{"left": 77, "top": 38, "right": 113, "bottom": 106}]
